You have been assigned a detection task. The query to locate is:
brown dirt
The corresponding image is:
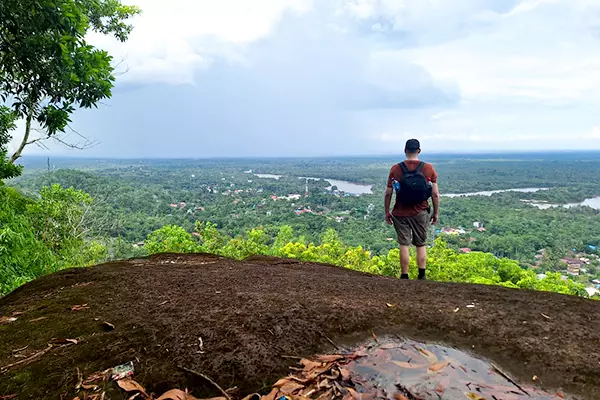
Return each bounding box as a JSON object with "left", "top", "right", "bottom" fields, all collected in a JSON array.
[{"left": 0, "top": 253, "right": 599, "bottom": 399}]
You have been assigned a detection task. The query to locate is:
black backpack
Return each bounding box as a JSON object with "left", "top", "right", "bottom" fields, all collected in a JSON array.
[{"left": 396, "top": 161, "right": 432, "bottom": 205}]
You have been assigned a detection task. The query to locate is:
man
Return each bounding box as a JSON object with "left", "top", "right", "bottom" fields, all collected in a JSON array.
[{"left": 384, "top": 139, "right": 440, "bottom": 280}]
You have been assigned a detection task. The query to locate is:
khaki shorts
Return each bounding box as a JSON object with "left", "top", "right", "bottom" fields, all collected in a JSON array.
[{"left": 392, "top": 210, "right": 430, "bottom": 247}]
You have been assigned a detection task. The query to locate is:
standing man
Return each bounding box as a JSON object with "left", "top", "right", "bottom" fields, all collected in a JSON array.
[{"left": 384, "top": 139, "right": 440, "bottom": 280}]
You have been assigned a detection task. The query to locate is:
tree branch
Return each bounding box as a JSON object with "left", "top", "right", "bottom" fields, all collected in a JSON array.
[{"left": 9, "top": 103, "right": 34, "bottom": 163}]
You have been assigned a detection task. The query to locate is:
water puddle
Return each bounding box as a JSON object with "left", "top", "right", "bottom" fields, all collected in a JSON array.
[
  {"left": 275, "top": 336, "right": 575, "bottom": 400},
  {"left": 343, "top": 337, "right": 571, "bottom": 399}
]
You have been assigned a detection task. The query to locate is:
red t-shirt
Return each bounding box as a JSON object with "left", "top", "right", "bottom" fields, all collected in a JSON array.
[{"left": 387, "top": 160, "right": 438, "bottom": 217}]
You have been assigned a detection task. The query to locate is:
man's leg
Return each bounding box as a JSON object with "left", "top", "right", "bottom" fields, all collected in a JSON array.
[
  {"left": 400, "top": 245, "right": 410, "bottom": 279},
  {"left": 410, "top": 211, "right": 430, "bottom": 280},
  {"left": 416, "top": 245, "right": 427, "bottom": 280},
  {"left": 392, "top": 216, "right": 412, "bottom": 279}
]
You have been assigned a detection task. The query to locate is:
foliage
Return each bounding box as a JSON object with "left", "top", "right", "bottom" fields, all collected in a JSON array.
[
  {"left": 145, "top": 225, "right": 199, "bottom": 254},
  {"left": 0, "top": 107, "right": 21, "bottom": 180},
  {"left": 0, "top": 0, "right": 140, "bottom": 162}
]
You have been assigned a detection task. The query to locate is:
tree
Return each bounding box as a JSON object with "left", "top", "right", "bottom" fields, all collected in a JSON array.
[
  {"left": 0, "top": 107, "right": 21, "bottom": 180},
  {"left": 0, "top": 0, "right": 140, "bottom": 166},
  {"left": 146, "top": 225, "right": 198, "bottom": 254}
]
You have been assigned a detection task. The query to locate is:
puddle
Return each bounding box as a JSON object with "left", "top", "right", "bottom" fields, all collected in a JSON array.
[{"left": 344, "top": 337, "right": 571, "bottom": 399}]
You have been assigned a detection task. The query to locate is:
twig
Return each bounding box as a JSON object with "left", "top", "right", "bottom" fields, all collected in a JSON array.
[
  {"left": 0, "top": 344, "right": 54, "bottom": 372},
  {"left": 177, "top": 365, "right": 232, "bottom": 400},
  {"left": 491, "top": 364, "right": 530, "bottom": 397},
  {"left": 318, "top": 331, "right": 340, "bottom": 350},
  {"left": 281, "top": 355, "right": 303, "bottom": 360}
]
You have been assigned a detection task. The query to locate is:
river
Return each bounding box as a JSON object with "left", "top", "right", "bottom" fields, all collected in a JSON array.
[
  {"left": 443, "top": 187, "right": 600, "bottom": 210},
  {"left": 251, "top": 173, "right": 373, "bottom": 195}
]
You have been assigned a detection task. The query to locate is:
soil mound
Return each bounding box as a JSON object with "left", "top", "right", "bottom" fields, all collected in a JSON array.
[{"left": 1, "top": 253, "right": 599, "bottom": 399}]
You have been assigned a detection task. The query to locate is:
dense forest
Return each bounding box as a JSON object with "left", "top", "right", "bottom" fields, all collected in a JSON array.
[{"left": 2, "top": 154, "right": 600, "bottom": 298}]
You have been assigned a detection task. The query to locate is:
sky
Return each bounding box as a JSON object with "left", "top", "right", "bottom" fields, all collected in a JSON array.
[{"left": 10, "top": 0, "right": 600, "bottom": 158}]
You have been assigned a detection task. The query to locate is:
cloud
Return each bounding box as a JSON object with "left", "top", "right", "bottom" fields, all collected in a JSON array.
[{"left": 11, "top": 0, "right": 600, "bottom": 157}]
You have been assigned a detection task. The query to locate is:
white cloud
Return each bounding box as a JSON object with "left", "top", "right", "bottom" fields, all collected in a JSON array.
[{"left": 89, "top": 0, "right": 313, "bottom": 84}]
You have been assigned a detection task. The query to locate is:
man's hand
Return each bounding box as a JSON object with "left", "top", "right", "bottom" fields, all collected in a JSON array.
[
  {"left": 431, "top": 213, "right": 438, "bottom": 225},
  {"left": 385, "top": 212, "right": 393, "bottom": 225}
]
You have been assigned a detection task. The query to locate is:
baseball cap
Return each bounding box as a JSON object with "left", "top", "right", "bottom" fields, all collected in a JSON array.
[{"left": 405, "top": 139, "right": 420, "bottom": 152}]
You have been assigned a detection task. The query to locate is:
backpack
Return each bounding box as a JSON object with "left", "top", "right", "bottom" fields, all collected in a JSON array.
[{"left": 396, "top": 161, "right": 432, "bottom": 205}]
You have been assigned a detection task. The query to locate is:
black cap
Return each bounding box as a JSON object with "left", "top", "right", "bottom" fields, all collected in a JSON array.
[{"left": 405, "top": 139, "right": 420, "bottom": 152}]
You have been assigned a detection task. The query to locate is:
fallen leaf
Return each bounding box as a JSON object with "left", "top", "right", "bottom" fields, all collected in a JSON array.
[
  {"left": 453, "top": 308, "right": 460, "bottom": 313},
  {"left": 459, "top": 365, "right": 468, "bottom": 373},
  {"left": 393, "top": 394, "right": 408, "bottom": 400},
  {"left": 315, "top": 389, "right": 333, "bottom": 400},
  {"left": 314, "top": 354, "right": 344, "bottom": 362},
  {"left": 299, "top": 359, "right": 322, "bottom": 371},
  {"left": 532, "top": 375, "right": 538, "bottom": 381},
  {"left": 75, "top": 367, "right": 83, "bottom": 390},
  {"left": 82, "top": 384, "right": 100, "bottom": 391},
  {"left": 465, "top": 393, "right": 486, "bottom": 400},
  {"left": 556, "top": 391, "right": 566, "bottom": 399},
  {"left": 371, "top": 331, "right": 379, "bottom": 343},
  {"left": 83, "top": 370, "right": 110, "bottom": 384},
  {"left": 339, "top": 368, "right": 351, "bottom": 381},
  {"left": 103, "top": 321, "right": 115, "bottom": 331},
  {"left": 428, "top": 361, "right": 450, "bottom": 373},
  {"left": 70, "top": 397, "right": 81, "bottom": 400},
  {"left": 156, "top": 389, "right": 200, "bottom": 400},
  {"left": 261, "top": 388, "right": 279, "bottom": 400},
  {"left": 11, "top": 311, "right": 24, "bottom": 316},
  {"left": 386, "top": 303, "right": 394, "bottom": 308},
  {"left": 392, "top": 361, "right": 425, "bottom": 369},
  {"left": 29, "top": 316, "right": 48, "bottom": 322},
  {"left": 0, "top": 316, "right": 17, "bottom": 324},
  {"left": 466, "top": 305, "right": 475, "bottom": 309},
  {"left": 279, "top": 381, "right": 304, "bottom": 394},
  {"left": 273, "top": 378, "right": 291, "bottom": 388},
  {"left": 347, "top": 387, "right": 362, "bottom": 400},
  {"left": 117, "top": 378, "right": 150, "bottom": 399},
  {"left": 71, "top": 304, "right": 89, "bottom": 311},
  {"left": 50, "top": 338, "right": 78, "bottom": 345},
  {"left": 0, "top": 395, "right": 18, "bottom": 400},
  {"left": 416, "top": 347, "right": 439, "bottom": 364},
  {"left": 541, "top": 313, "right": 552, "bottom": 320}
]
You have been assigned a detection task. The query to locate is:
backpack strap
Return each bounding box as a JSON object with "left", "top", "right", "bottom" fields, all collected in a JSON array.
[
  {"left": 398, "top": 162, "right": 410, "bottom": 175},
  {"left": 416, "top": 161, "right": 425, "bottom": 173}
]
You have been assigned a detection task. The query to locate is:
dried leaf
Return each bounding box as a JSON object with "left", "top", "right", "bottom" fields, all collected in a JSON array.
[
  {"left": 240, "top": 395, "right": 260, "bottom": 400},
  {"left": 428, "top": 361, "right": 450, "bottom": 373},
  {"left": 83, "top": 370, "right": 110, "bottom": 385},
  {"left": 532, "top": 375, "right": 538, "bottom": 381},
  {"left": 299, "top": 359, "right": 322, "bottom": 372},
  {"left": 156, "top": 390, "right": 201, "bottom": 400},
  {"left": 339, "top": 368, "right": 351, "bottom": 381},
  {"left": 70, "top": 397, "right": 81, "bottom": 400},
  {"left": 29, "top": 316, "right": 48, "bottom": 322},
  {"left": 541, "top": 313, "right": 552, "bottom": 320},
  {"left": 82, "top": 384, "right": 100, "bottom": 390},
  {"left": 556, "top": 392, "right": 566, "bottom": 399},
  {"left": 279, "top": 381, "right": 304, "bottom": 394},
  {"left": 416, "top": 347, "right": 438, "bottom": 364},
  {"left": 261, "top": 388, "right": 279, "bottom": 400},
  {"left": 347, "top": 387, "right": 362, "bottom": 400},
  {"left": 273, "top": 378, "right": 291, "bottom": 388},
  {"left": 0, "top": 395, "right": 18, "bottom": 400},
  {"left": 0, "top": 316, "right": 17, "bottom": 324},
  {"left": 465, "top": 393, "right": 486, "bottom": 400},
  {"left": 453, "top": 308, "right": 460, "bottom": 313},
  {"left": 435, "top": 383, "right": 445, "bottom": 395},
  {"left": 71, "top": 304, "right": 89, "bottom": 311},
  {"left": 466, "top": 305, "right": 475, "bottom": 308},
  {"left": 386, "top": 303, "right": 394, "bottom": 308},
  {"left": 103, "top": 321, "right": 115, "bottom": 331},
  {"left": 12, "top": 311, "right": 24, "bottom": 316},
  {"left": 393, "top": 394, "right": 408, "bottom": 400},
  {"left": 314, "top": 354, "right": 344, "bottom": 362},
  {"left": 315, "top": 389, "right": 333, "bottom": 400},
  {"left": 50, "top": 338, "right": 78, "bottom": 345},
  {"left": 371, "top": 331, "right": 379, "bottom": 343},
  {"left": 392, "top": 361, "right": 425, "bottom": 369},
  {"left": 116, "top": 378, "right": 150, "bottom": 399}
]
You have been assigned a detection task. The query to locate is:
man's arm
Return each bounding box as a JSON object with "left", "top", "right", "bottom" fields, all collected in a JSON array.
[
  {"left": 384, "top": 187, "right": 393, "bottom": 224},
  {"left": 431, "top": 182, "right": 440, "bottom": 224}
]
